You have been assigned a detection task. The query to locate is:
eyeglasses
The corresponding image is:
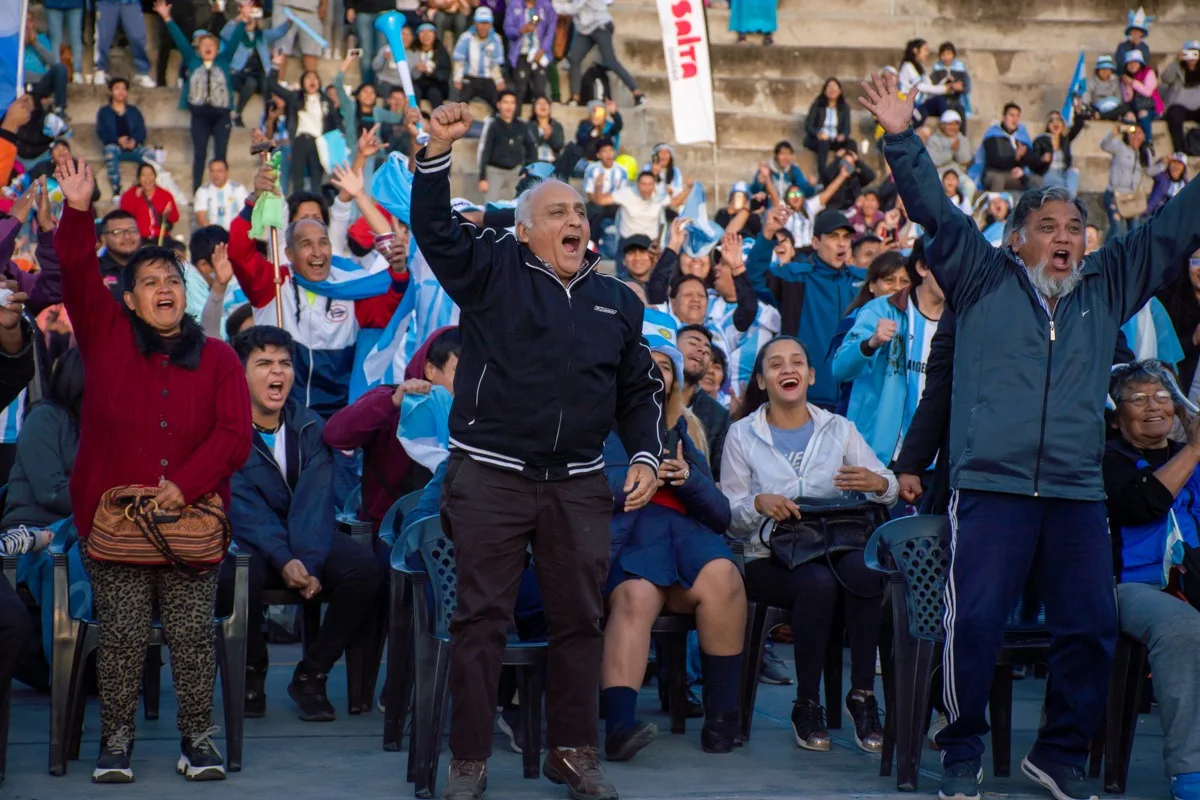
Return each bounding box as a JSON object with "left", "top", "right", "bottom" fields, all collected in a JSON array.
[
  {"left": 1119, "top": 391, "right": 1173, "bottom": 408},
  {"left": 103, "top": 227, "right": 140, "bottom": 238}
]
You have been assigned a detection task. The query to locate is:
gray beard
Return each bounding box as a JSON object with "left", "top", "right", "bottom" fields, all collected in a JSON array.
[{"left": 1027, "top": 259, "right": 1083, "bottom": 300}]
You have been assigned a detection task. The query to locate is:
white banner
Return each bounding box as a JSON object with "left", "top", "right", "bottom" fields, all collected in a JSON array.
[{"left": 656, "top": 0, "right": 716, "bottom": 145}]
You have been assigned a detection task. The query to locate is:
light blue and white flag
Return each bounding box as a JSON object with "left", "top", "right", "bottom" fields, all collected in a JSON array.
[
  {"left": 397, "top": 384, "right": 454, "bottom": 471},
  {"left": 679, "top": 183, "right": 724, "bottom": 257},
  {"left": 1061, "top": 50, "right": 1088, "bottom": 127},
  {"left": 0, "top": 0, "right": 27, "bottom": 112}
]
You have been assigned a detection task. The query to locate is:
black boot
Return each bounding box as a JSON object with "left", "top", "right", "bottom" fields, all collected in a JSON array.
[
  {"left": 244, "top": 666, "right": 266, "bottom": 718},
  {"left": 700, "top": 711, "right": 741, "bottom": 754},
  {"left": 287, "top": 662, "right": 335, "bottom": 722}
]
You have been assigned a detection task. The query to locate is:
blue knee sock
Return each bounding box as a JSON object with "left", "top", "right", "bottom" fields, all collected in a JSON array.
[
  {"left": 700, "top": 652, "right": 743, "bottom": 718},
  {"left": 602, "top": 686, "right": 638, "bottom": 738}
]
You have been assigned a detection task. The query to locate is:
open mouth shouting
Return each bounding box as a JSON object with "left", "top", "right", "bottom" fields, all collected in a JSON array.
[
  {"left": 561, "top": 234, "right": 582, "bottom": 256},
  {"left": 778, "top": 375, "right": 802, "bottom": 392},
  {"left": 155, "top": 296, "right": 177, "bottom": 313},
  {"left": 1049, "top": 249, "right": 1072, "bottom": 271},
  {"left": 265, "top": 379, "right": 287, "bottom": 404}
]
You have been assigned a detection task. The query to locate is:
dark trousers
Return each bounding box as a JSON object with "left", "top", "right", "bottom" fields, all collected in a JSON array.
[
  {"left": 290, "top": 134, "right": 324, "bottom": 194},
  {"left": 744, "top": 551, "right": 883, "bottom": 703},
  {"left": 414, "top": 76, "right": 448, "bottom": 109},
  {"left": 586, "top": 202, "right": 619, "bottom": 247},
  {"left": 155, "top": 13, "right": 194, "bottom": 86},
  {"left": 935, "top": 490, "right": 1115, "bottom": 769},
  {"left": 511, "top": 61, "right": 548, "bottom": 107},
  {"left": 28, "top": 65, "right": 69, "bottom": 111},
  {"left": 217, "top": 534, "right": 383, "bottom": 674},
  {"left": 189, "top": 106, "right": 231, "bottom": 193},
  {"left": 456, "top": 76, "right": 499, "bottom": 110},
  {"left": 441, "top": 455, "right": 611, "bottom": 759},
  {"left": 233, "top": 71, "right": 267, "bottom": 116},
  {"left": 802, "top": 132, "right": 849, "bottom": 172},
  {"left": 0, "top": 574, "right": 31, "bottom": 695},
  {"left": 1165, "top": 104, "right": 1200, "bottom": 155}
]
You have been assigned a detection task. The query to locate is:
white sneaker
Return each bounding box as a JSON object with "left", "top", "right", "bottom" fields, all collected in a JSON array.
[
  {"left": 92, "top": 69, "right": 107, "bottom": 86},
  {"left": 73, "top": 72, "right": 85, "bottom": 84},
  {"left": 134, "top": 74, "right": 156, "bottom": 88}
]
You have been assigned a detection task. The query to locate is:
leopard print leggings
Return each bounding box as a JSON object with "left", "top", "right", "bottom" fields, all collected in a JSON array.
[{"left": 83, "top": 551, "right": 219, "bottom": 740}]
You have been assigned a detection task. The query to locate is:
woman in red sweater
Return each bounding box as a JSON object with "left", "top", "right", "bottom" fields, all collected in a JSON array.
[
  {"left": 119, "top": 162, "right": 180, "bottom": 243},
  {"left": 55, "top": 159, "right": 252, "bottom": 784}
]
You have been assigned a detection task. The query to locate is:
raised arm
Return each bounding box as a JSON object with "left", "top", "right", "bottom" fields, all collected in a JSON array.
[
  {"left": 410, "top": 103, "right": 500, "bottom": 310},
  {"left": 53, "top": 160, "right": 124, "bottom": 352},
  {"left": 1100, "top": 173, "right": 1200, "bottom": 323},
  {"left": 861, "top": 70, "right": 995, "bottom": 307},
  {"left": 613, "top": 300, "right": 665, "bottom": 477}
]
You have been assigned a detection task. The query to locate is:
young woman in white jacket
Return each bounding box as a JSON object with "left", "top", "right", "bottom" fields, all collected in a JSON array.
[{"left": 720, "top": 335, "right": 897, "bottom": 756}]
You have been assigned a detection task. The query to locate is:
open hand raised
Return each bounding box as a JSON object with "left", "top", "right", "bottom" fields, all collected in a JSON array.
[{"left": 858, "top": 70, "right": 915, "bottom": 136}]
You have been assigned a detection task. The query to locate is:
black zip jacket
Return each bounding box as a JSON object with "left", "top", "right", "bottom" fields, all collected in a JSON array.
[
  {"left": 478, "top": 116, "right": 536, "bottom": 179},
  {"left": 1029, "top": 116, "right": 1086, "bottom": 175},
  {"left": 411, "top": 147, "right": 665, "bottom": 481}
]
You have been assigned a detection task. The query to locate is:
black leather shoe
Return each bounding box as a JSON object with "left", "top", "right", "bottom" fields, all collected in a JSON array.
[
  {"left": 604, "top": 721, "right": 657, "bottom": 762},
  {"left": 700, "top": 712, "right": 741, "bottom": 754}
]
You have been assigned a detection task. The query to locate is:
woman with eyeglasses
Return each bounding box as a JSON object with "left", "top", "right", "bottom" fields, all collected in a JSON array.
[{"left": 1103, "top": 360, "right": 1200, "bottom": 800}]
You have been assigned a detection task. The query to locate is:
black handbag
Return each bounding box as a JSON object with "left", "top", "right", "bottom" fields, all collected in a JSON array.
[
  {"left": 759, "top": 495, "right": 888, "bottom": 578},
  {"left": 1178, "top": 541, "right": 1200, "bottom": 613}
]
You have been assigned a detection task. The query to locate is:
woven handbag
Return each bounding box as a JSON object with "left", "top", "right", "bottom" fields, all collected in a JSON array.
[{"left": 87, "top": 485, "right": 231, "bottom": 573}]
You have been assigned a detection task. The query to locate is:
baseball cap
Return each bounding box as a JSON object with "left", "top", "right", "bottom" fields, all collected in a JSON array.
[
  {"left": 939, "top": 110, "right": 962, "bottom": 124},
  {"left": 474, "top": 7, "right": 493, "bottom": 23},
  {"left": 622, "top": 234, "right": 652, "bottom": 253},
  {"left": 813, "top": 210, "right": 854, "bottom": 238}
]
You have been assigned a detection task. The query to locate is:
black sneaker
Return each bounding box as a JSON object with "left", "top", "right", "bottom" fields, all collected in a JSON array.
[
  {"left": 604, "top": 720, "right": 657, "bottom": 762},
  {"left": 442, "top": 759, "right": 486, "bottom": 800},
  {"left": 939, "top": 760, "right": 982, "bottom": 800},
  {"left": 1021, "top": 752, "right": 1099, "bottom": 800},
  {"left": 245, "top": 667, "right": 266, "bottom": 718},
  {"left": 790, "top": 699, "right": 831, "bottom": 752},
  {"left": 287, "top": 664, "right": 335, "bottom": 722},
  {"left": 700, "top": 712, "right": 739, "bottom": 754},
  {"left": 844, "top": 689, "right": 884, "bottom": 753},
  {"left": 176, "top": 726, "right": 226, "bottom": 781},
  {"left": 92, "top": 726, "right": 134, "bottom": 783}
]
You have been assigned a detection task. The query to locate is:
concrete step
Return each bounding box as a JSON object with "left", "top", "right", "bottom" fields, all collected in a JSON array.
[{"left": 612, "top": 2, "right": 1200, "bottom": 53}]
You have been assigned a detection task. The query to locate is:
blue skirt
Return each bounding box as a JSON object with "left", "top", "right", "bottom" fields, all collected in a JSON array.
[
  {"left": 729, "top": 0, "right": 777, "bottom": 34},
  {"left": 605, "top": 504, "right": 734, "bottom": 595}
]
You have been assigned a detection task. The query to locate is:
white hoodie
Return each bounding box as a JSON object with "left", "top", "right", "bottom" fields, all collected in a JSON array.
[{"left": 720, "top": 403, "right": 898, "bottom": 561}]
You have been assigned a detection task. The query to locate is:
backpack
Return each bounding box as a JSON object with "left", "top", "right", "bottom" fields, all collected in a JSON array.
[
  {"left": 1184, "top": 128, "right": 1200, "bottom": 158},
  {"left": 579, "top": 64, "right": 611, "bottom": 104}
]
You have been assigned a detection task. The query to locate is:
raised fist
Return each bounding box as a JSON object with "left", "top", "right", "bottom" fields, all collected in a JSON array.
[
  {"left": 428, "top": 103, "right": 474, "bottom": 148},
  {"left": 869, "top": 318, "right": 898, "bottom": 349}
]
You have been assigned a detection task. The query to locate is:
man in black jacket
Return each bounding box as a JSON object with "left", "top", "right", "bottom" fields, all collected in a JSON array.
[
  {"left": 477, "top": 91, "right": 536, "bottom": 202},
  {"left": 412, "top": 102, "right": 664, "bottom": 800}
]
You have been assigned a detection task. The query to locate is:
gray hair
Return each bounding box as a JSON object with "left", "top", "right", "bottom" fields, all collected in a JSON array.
[
  {"left": 1002, "top": 186, "right": 1088, "bottom": 247},
  {"left": 1108, "top": 360, "right": 1200, "bottom": 415},
  {"left": 514, "top": 180, "right": 544, "bottom": 229},
  {"left": 284, "top": 218, "right": 327, "bottom": 251}
]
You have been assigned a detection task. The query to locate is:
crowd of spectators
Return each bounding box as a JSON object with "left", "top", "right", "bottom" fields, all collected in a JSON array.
[{"left": 1, "top": 3, "right": 1200, "bottom": 800}]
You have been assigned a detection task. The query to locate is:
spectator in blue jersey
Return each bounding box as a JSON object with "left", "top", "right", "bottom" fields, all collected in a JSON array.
[
  {"left": 750, "top": 140, "right": 815, "bottom": 208},
  {"left": 96, "top": 78, "right": 149, "bottom": 198},
  {"left": 228, "top": 162, "right": 409, "bottom": 421},
  {"left": 833, "top": 241, "right": 946, "bottom": 464},
  {"left": 745, "top": 207, "right": 862, "bottom": 412},
  {"left": 221, "top": 326, "right": 384, "bottom": 722},
  {"left": 452, "top": 7, "right": 506, "bottom": 110},
  {"left": 1103, "top": 360, "right": 1200, "bottom": 800},
  {"left": 194, "top": 159, "right": 250, "bottom": 230},
  {"left": 584, "top": 138, "right": 628, "bottom": 247}
]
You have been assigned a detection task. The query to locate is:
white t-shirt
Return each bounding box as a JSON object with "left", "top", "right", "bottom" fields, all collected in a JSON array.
[
  {"left": 297, "top": 93, "right": 325, "bottom": 139},
  {"left": 783, "top": 196, "right": 826, "bottom": 249},
  {"left": 194, "top": 181, "right": 249, "bottom": 230},
  {"left": 611, "top": 186, "right": 669, "bottom": 239},
  {"left": 257, "top": 425, "right": 288, "bottom": 473}
]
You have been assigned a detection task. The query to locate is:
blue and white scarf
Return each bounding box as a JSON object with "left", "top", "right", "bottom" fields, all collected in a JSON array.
[{"left": 397, "top": 384, "right": 454, "bottom": 471}]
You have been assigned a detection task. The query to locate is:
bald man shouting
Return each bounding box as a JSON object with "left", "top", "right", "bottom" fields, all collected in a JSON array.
[{"left": 411, "top": 102, "right": 665, "bottom": 800}]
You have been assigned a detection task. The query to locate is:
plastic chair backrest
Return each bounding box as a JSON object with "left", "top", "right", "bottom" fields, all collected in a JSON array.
[
  {"left": 378, "top": 489, "right": 424, "bottom": 547},
  {"left": 337, "top": 485, "right": 363, "bottom": 524},
  {"left": 413, "top": 515, "right": 457, "bottom": 638},
  {"left": 873, "top": 514, "right": 951, "bottom": 642}
]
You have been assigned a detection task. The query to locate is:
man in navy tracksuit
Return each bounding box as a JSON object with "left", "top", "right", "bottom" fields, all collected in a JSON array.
[
  {"left": 862, "top": 72, "right": 1200, "bottom": 800},
  {"left": 411, "top": 103, "right": 665, "bottom": 800}
]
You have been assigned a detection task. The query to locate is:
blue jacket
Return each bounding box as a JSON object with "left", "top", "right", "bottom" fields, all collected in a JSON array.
[
  {"left": 1105, "top": 437, "right": 1200, "bottom": 585},
  {"left": 745, "top": 236, "right": 865, "bottom": 407},
  {"left": 602, "top": 419, "right": 730, "bottom": 535},
  {"left": 96, "top": 104, "right": 147, "bottom": 146},
  {"left": 220, "top": 19, "right": 290, "bottom": 73},
  {"left": 884, "top": 126, "right": 1200, "bottom": 500},
  {"left": 968, "top": 121, "right": 1032, "bottom": 183},
  {"left": 229, "top": 399, "right": 335, "bottom": 575},
  {"left": 833, "top": 288, "right": 933, "bottom": 464}
]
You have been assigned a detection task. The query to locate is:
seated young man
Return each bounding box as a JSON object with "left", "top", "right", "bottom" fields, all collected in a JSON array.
[{"left": 220, "top": 326, "right": 384, "bottom": 722}]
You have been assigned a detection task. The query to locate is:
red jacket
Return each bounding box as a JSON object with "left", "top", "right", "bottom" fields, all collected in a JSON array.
[
  {"left": 119, "top": 185, "right": 180, "bottom": 241},
  {"left": 55, "top": 206, "right": 253, "bottom": 538},
  {"left": 323, "top": 386, "right": 406, "bottom": 523}
]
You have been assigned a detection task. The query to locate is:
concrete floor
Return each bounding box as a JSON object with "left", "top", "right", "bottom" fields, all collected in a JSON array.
[{"left": 1, "top": 644, "right": 1173, "bottom": 800}]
